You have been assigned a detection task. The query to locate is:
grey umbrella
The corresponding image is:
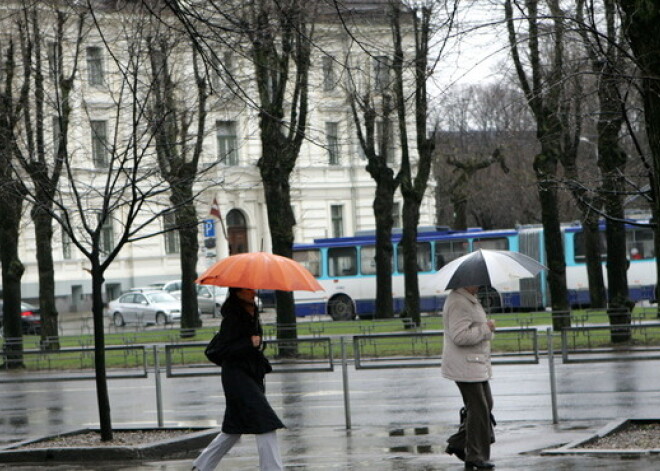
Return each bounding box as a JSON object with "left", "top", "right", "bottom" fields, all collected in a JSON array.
[{"left": 428, "top": 249, "right": 547, "bottom": 291}]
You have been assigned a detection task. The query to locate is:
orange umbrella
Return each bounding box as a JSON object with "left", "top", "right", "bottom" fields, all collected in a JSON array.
[{"left": 196, "top": 252, "right": 324, "bottom": 292}]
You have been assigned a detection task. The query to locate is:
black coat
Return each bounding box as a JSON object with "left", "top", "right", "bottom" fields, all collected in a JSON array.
[{"left": 214, "top": 296, "right": 284, "bottom": 434}]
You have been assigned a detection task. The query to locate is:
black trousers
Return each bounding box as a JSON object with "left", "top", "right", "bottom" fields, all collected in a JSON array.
[{"left": 447, "top": 381, "right": 494, "bottom": 462}]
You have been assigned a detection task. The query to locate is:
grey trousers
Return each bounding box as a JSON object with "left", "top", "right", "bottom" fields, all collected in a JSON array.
[
  {"left": 192, "top": 431, "right": 283, "bottom": 471},
  {"left": 448, "top": 381, "right": 494, "bottom": 462}
]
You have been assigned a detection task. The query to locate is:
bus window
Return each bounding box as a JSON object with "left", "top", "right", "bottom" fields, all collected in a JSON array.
[
  {"left": 626, "top": 227, "right": 654, "bottom": 260},
  {"left": 396, "top": 242, "right": 432, "bottom": 272},
  {"left": 434, "top": 240, "right": 468, "bottom": 269},
  {"left": 293, "top": 249, "right": 321, "bottom": 277},
  {"left": 573, "top": 230, "right": 607, "bottom": 263},
  {"left": 473, "top": 237, "right": 509, "bottom": 251},
  {"left": 328, "top": 247, "right": 357, "bottom": 277},
  {"left": 359, "top": 245, "right": 392, "bottom": 275}
]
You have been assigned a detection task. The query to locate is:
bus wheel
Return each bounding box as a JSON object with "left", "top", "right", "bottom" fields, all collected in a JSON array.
[
  {"left": 477, "top": 286, "right": 501, "bottom": 313},
  {"left": 328, "top": 294, "right": 355, "bottom": 321}
]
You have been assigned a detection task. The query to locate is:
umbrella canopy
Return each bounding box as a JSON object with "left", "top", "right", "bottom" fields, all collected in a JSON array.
[
  {"left": 196, "top": 252, "right": 324, "bottom": 292},
  {"left": 427, "top": 249, "right": 547, "bottom": 291}
]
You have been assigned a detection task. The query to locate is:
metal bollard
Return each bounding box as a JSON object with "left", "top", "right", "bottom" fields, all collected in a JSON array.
[
  {"left": 153, "top": 345, "right": 164, "bottom": 427},
  {"left": 340, "top": 337, "right": 352, "bottom": 430},
  {"left": 547, "top": 328, "right": 558, "bottom": 424}
]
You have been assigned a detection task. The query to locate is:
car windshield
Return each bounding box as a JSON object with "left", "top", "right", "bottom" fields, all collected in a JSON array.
[{"left": 146, "top": 292, "right": 177, "bottom": 303}]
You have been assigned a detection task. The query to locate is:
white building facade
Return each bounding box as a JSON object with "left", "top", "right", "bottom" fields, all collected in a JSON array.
[{"left": 10, "top": 1, "right": 436, "bottom": 311}]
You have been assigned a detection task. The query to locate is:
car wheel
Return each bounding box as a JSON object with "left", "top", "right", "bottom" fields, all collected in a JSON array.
[
  {"left": 213, "top": 304, "right": 222, "bottom": 318},
  {"left": 155, "top": 312, "right": 168, "bottom": 326},
  {"left": 113, "top": 313, "right": 125, "bottom": 327},
  {"left": 328, "top": 294, "right": 355, "bottom": 321}
]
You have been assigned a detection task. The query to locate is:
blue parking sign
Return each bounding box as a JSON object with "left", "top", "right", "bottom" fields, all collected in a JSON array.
[{"left": 203, "top": 219, "right": 216, "bottom": 238}]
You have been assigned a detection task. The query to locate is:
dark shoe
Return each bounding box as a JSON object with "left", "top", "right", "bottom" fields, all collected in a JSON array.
[
  {"left": 465, "top": 460, "right": 495, "bottom": 469},
  {"left": 445, "top": 445, "right": 465, "bottom": 462}
]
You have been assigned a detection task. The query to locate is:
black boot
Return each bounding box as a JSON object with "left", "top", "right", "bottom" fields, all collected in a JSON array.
[{"left": 465, "top": 460, "right": 495, "bottom": 469}]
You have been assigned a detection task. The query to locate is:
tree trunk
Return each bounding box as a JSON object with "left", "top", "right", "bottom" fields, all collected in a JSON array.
[
  {"left": 0, "top": 183, "right": 25, "bottom": 369},
  {"left": 171, "top": 188, "right": 201, "bottom": 336},
  {"left": 535, "top": 146, "right": 570, "bottom": 329},
  {"left": 583, "top": 216, "right": 606, "bottom": 308},
  {"left": 32, "top": 206, "right": 59, "bottom": 350},
  {"left": 373, "top": 187, "right": 395, "bottom": 319},
  {"left": 91, "top": 262, "right": 112, "bottom": 441},
  {"left": 261, "top": 171, "right": 298, "bottom": 355},
  {"left": 603, "top": 171, "right": 633, "bottom": 341},
  {"left": 617, "top": 0, "right": 660, "bottom": 319},
  {"left": 452, "top": 197, "right": 468, "bottom": 231},
  {"left": 401, "top": 201, "right": 421, "bottom": 326}
]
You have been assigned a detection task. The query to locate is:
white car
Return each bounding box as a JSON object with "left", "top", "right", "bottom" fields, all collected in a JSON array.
[
  {"left": 170, "top": 284, "right": 228, "bottom": 318},
  {"left": 107, "top": 291, "right": 181, "bottom": 327}
]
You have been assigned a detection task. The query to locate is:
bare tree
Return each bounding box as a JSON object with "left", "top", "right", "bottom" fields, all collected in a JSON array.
[
  {"left": 446, "top": 148, "right": 509, "bottom": 230},
  {"left": 157, "top": 0, "right": 314, "bottom": 345},
  {"left": 505, "top": 0, "right": 571, "bottom": 328},
  {"left": 146, "top": 15, "right": 211, "bottom": 336},
  {"left": 17, "top": 1, "right": 210, "bottom": 440},
  {"left": 10, "top": 4, "right": 87, "bottom": 351},
  {"left": 0, "top": 35, "right": 27, "bottom": 367},
  {"left": 390, "top": 1, "right": 444, "bottom": 326},
  {"left": 350, "top": 91, "right": 399, "bottom": 318},
  {"left": 434, "top": 84, "right": 544, "bottom": 230},
  {"left": 616, "top": 0, "right": 660, "bottom": 318},
  {"left": 251, "top": 0, "right": 312, "bottom": 341}
]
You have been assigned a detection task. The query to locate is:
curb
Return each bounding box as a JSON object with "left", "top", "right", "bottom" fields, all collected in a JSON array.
[
  {"left": 0, "top": 426, "right": 219, "bottom": 463},
  {"left": 541, "top": 418, "right": 660, "bottom": 457}
]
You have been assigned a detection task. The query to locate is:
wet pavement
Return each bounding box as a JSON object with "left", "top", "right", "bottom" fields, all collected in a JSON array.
[{"left": 1, "top": 351, "right": 660, "bottom": 470}]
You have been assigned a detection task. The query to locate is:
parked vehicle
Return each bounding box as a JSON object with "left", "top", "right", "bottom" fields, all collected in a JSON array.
[
  {"left": 170, "top": 285, "right": 228, "bottom": 318},
  {"left": 106, "top": 291, "right": 181, "bottom": 327},
  {"left": 0, "top": 300, "right": 41, "bottom": 335}
]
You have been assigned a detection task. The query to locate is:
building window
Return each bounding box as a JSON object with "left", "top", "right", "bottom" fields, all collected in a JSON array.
[
  {"left": 373, "top": 56, "right": 391, "bottom": 92},
  {"left": 99, "top": 213, "right": 114, "bottom": 255},
  {"left": 322, "top": 55, "right": 336, "bottom": 91},
  {"left": 216, "top": 120, "right": 238, "bottom": 166},
  {"left": 86, "top": 46, "right": 104, "bottom": 86},
  {"left": 47, "top": 42, "right": 58, "bottom": 81},
  {"left": 91, "top": 120, "right": 108, "bottom": 168},
  {"left": 376, "top": 120, "right": 395, "bottom": 164},
  {"left": 326, "top": 122, "right": 340, "bottom": 165},
  {"left": 392, "top": 202, "right": 401, "bottom": 228},
  {"left": 62, "top": 227, "right": 72, "bottom": 260},
  {"left": 163, "top": 213, "right": 179, "bottom": 254},
  {"left": 331, "top": 204, "right": 344, "bottom": 238},
  {"left": 52, "top": 116, "right": 61, "bottom": 158}
]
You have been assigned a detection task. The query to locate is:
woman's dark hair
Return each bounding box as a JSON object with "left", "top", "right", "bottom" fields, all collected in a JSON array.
[{"left": 221, "top": 287, "right": 258, "bottom": 319}]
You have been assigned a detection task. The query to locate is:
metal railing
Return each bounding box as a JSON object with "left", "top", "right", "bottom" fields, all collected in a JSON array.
[
  {"left": 0, "top": 344, "right": 148, "bottom": 383},
  {"left": 163, "top": 337, "right": 334, "bottom": 378},
  {"left": 560, "top": 322, "right": 660, "bottom": 363},
  {"left": 352, "top": 327, "right": 539, "bottom": 369}
]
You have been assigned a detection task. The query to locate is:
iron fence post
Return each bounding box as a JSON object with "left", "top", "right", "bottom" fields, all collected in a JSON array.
[
  {"left": 340, "top": 337, "right": 352, "bottom": 430},
  {"left": 153, "top": 345, "right": 164, "bottom": 427}
]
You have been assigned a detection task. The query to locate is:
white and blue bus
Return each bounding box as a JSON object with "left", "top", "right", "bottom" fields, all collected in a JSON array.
[{"left": 291, "top": 222, "right": 657, "bottom": 320}]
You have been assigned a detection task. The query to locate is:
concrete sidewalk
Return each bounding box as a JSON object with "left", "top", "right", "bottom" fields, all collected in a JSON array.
[
  {"left": 2, "top": 356, "right": 660, "bottom": 470},
  {"left": 1, "top": 420, "right": 658, "bottom": 470}
]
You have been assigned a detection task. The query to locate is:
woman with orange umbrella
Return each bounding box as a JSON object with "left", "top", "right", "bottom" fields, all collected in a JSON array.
[{"left": 192, "top": 287, "right": 284, "bottom": 471}]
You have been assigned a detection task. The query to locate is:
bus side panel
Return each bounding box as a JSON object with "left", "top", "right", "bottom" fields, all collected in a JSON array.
[{"left": 294, "top": 301, "right": 327, "bottom": 317}]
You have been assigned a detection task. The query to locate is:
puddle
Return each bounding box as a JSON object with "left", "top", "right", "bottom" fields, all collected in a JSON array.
[{"left": 387, "top": 445, "right": 435, "bottom": 454}]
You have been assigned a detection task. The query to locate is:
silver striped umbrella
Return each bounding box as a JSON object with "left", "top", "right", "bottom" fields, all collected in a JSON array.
[{"left": 428, "top": 249, "right": 547, "bottom": 291}]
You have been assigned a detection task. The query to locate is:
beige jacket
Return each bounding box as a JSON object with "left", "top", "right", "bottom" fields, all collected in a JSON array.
[{"left": 441, "top": 288, "right": 493, "bottom": 382}]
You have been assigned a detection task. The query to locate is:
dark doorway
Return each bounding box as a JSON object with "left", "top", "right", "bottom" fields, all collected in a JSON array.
[{"left": 227, "top": 209, "right": 248, "bottom": 255}]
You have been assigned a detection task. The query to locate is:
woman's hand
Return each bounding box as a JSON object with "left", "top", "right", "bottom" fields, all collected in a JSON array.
[
  {"left": 487, "top": 320, "right": 496, "bottom": 332},
  {"left": 251, "top": 335, "right": 262, "bottom": 348}
]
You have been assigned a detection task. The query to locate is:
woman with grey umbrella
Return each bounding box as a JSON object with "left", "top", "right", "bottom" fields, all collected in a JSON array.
[{"left": 442, "top": 285, "right": 496, "bottom": 470}]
